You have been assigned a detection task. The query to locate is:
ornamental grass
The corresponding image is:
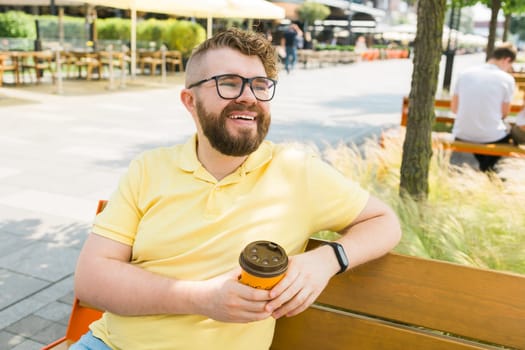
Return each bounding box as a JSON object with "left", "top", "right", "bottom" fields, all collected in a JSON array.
[{"left": 315, "top": 134, "right": 525, "bottom": 275}]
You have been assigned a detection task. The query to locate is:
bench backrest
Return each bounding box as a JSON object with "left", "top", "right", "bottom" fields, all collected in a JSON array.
[
  {"left": 271, "top": 239, "right": 525, "bottom": 350},
  {"left": 400, "top": 96, "right": 523, "bottom": 127}
]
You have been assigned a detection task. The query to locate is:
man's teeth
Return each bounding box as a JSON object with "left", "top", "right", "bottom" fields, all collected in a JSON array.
[{"left": 229, "top": 115, "right": 255, "bottom": 120}]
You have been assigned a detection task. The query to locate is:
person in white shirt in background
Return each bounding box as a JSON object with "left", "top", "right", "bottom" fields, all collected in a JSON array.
[{"left": 451, "top": 43, "right": 517, "bottom": 172}]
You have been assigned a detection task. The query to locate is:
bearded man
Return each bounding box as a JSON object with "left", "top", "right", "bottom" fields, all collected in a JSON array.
[{"left": 71, "top": 28, "right": 401, "bottom": 350}]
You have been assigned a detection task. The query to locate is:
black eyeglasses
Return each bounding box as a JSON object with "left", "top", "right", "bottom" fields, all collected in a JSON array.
[{"left": 187, "top": 74, "right": 277, "bottom": 102}]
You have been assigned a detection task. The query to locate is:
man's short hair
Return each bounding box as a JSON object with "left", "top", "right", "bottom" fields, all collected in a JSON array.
[
  {"left": 491, "top": 43, "right": 517, "bottom": 62},
  {"left": 186, "top": 28, "right": 278, "bottom": 81}
]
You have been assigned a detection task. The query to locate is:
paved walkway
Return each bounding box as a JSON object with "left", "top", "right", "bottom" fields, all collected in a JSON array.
[{"left": 0, "top": 54, "right": 487, "bottom": 349}]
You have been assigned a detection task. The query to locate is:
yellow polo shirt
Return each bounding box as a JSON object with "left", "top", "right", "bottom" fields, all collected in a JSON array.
[{"left": 90, "top": 135, "right": 369, "bottom": 350}]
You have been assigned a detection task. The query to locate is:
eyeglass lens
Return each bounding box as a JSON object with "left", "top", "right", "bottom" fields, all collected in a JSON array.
[{"left": 216, "top": 75, "right": 275, "bottom": 101}]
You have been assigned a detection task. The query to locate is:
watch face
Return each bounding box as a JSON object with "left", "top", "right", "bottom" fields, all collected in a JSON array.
[
  {"left": 335, "top": 244, "right": 349, "bottom": 265},
  {"left": 329, "top": 242, "right": 348, "bottom": 274}
]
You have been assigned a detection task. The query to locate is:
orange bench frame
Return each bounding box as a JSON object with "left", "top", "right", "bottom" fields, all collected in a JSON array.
[{"left": 41, "top": 200, "right": 107, "bottom": 350}]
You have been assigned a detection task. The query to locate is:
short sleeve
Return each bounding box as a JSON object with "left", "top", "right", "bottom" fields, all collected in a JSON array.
[
  {"left": 305, "top": 154, "right": 369, "bottom": 233},
  {"left": 92, "top": 158, "right": 143, "bottom": 246}
]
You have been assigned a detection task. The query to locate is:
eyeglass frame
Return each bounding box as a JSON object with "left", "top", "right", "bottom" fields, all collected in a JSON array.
[{"left": 187, "top": 74, "right": 278, "bottom": 102}]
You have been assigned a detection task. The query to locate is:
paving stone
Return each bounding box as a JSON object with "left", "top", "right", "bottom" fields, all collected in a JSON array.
[
  {"left": 0, "top": 268, "right": 48, "bottom": 310},
  {"left": 0, "top": 330, "right": 25, "bottom": 350},
  {"left": 33, "top": 276, "right": 74, "bottom": 304},
  {"left": 30, "top": 322, "right": 67, "bottom": 345},
  {"left": 0, "top": 242, "right": 78, "bottom": 282},
  {"left": 35, "top": 301, "right": 72, "bottom": 322},
  {"left": 58, "top": 314, "right": 71, "bottom": 326},
  {"left": 0, "top": 190, "right": 97, "bottom": 223},
  {"left": 58, "top": 291, "right": 75, "bottom": 305},
  {"left": 0, "top": 204, "right": 87, "bottom": 244},
  {"left": 0, "top": 233, "right": 34, "bottom": 257},
  {"left": 10, "top": 338, "right": 44, "bottom": 350},
  {"left": 0, "top": 297, "right": 47, "bottom": 330},
  {"left": 5, "top": 315, "right": 52, "bottom": 338}
]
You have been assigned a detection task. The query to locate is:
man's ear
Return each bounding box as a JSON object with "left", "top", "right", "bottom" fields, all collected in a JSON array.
[{"left": 180, "top": 88, "right": 196, "bottom": 114}]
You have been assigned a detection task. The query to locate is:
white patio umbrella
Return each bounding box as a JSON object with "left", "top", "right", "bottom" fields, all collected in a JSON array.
[
  {"left": 58, "top": 0, "right": 222, "bottom": 76},
  {"left": 1, "top": 0, "right": 285, "bottom": 75},
  {"left": 80, "top": 0, "right": 284, "bottom": 75},
  {"left": 0, "top": 0, "right": 80, "bottom": 3},
  {"left": 204, "top": 0, "right": 285, "bottom": 38}
]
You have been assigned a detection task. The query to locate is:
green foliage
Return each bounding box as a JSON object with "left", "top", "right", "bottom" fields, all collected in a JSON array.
[
  {"left": 162, "top": 20, "right": 206, "bottom": 57},
  {"left": 316, "top": 44, "right": 355, "bottom": 51},
  {"left": 502, "top": 0, "right": 525, "bottom": 15},
  {"left": 510, "top": 16, "right": 525, "bottom": 40},
  {"left": 36, "top": 15, "right": 85, "bottom": 40},
  {"left": 96, "top": 17, "right": 130, "bottom": 41},
  {"left": 137, "top": 18, "right": 169, "bottom": 48},
  {"left": 0, "top": 11, "right": 36, "bottom": 39},
  {"left": 317, "top": 135, "right": 525, "bottom": 275},
  {"left": 297, "top": 1, "right": 330, "bottom": 26}
]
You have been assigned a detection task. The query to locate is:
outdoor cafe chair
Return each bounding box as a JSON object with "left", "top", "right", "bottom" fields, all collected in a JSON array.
[
  {"left": 0, "top": 52, "right": 20, "bottom": 86},
  {"left": 21, "top": 51, "right": 55, "bottom": 84},
  {"left": 166, "top": 50, "right": 184, "bottom": 72},
  {"left": 74, "top": 52, "right": 103, "bottom": 80},
  {"left": 139, "top": 50, "right": 163, "bottom": 76}
]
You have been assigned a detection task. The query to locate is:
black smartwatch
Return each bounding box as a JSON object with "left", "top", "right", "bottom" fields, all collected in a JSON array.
[{"left": 325, "top": 241, "right": 349, "bottom": 274}]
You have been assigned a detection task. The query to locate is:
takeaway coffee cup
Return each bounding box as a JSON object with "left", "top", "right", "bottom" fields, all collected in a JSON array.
[{"left": 238, "top": 240, "right": 288, "bottom": 290}]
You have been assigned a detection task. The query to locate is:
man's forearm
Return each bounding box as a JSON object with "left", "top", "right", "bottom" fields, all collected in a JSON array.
[{"left": 337, "top": 206, "right": 401, "bottom": 270}]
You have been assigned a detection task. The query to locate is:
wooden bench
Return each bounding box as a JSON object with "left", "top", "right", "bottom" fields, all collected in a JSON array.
[
  {"left": 400, "top": 96, "right": 525, "bottom": 157},
  {"left": 512, "top": 72, "right": 525, "bottom": 92},
  {"left": 43, "top": 201, "right": 525, "bottom": 349}
]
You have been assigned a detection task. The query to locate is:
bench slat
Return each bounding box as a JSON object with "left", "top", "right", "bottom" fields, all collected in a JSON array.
[
  {"left": 437, "top": 137, "right": 525, "bottom": 156},
  {"left": 401, "top": 97, "right": 523, "bottom": 127},
  {"left": 272, "top": 306, "right": 491, "bottom": 350},
  {"left": 312, "top": 251, "right": 525, "bottom": 349}
]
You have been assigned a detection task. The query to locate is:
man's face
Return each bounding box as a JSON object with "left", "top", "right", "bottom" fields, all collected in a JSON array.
[
  {"left": 189, "top": 48, "right": 272, "bottom": 156},
  {"left": 195, "top": 96, "right": 270, "bottom": 156}
]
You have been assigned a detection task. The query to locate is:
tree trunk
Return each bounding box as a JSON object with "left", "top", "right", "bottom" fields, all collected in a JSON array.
[
  {"left": 486, "top": 0, "right": 501, "bottom": 61},
  {"left": 502, "top": 13, "right": 511, "bottom": 42},
  {"left": 399, "top": 0, "right": 446, "bottom": 200}
]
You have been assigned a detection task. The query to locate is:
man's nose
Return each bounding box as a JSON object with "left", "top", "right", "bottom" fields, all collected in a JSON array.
[{"left": 236, "top": 83, "right": 258, "bottom": 103}]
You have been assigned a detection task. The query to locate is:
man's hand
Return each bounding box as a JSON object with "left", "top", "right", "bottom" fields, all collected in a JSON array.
[
  {"left": 265, "top": 247, "right": 336, "bottom": 319},
  {"left": 196, "top": 267, "right": 274, "bottom": 323}
]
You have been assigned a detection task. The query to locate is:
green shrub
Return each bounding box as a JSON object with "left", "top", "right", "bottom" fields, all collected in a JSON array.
[
  {"left": 97, "top": 17, "right": 130, "bottom": 41},
  {"left": 162, "top": 19, "right": 205, "bottom": 57},
  {"left": 36, "top": 15, "right": 85, "bottom": 40},
  {"left": 318, "top": 133, "right": 525, "bottom": 275},
  {"left": 314, "top": 44, "right": 354, "bottom": 51},
  {"left": 137, "top": 18, "right": 168, "bottom": 49},
  {"left": 0, "top": 11, "right": 36, "bottom": 39}
]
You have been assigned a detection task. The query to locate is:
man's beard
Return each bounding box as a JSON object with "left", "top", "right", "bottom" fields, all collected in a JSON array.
[{"left": 195, "top": 99, "right": 270, "bottom": 156}]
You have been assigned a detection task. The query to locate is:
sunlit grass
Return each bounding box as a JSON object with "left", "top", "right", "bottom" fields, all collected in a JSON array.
[{"left": 316, "top": 133, "right": 525, "bottom": 275}]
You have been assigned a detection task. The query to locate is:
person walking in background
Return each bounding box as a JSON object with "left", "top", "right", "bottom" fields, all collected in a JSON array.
[
  {"left": 281, "top": 23, "right": 303, "bottom": 73},
  {"left": 451, "top": 43, "right": 517, "bottom": 173},
  {"left": 70, "top": 28, "right": 401, "bottom": 350}
]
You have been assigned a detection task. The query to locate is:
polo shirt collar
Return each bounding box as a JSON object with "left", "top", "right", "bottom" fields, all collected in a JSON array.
[{"left": 179, "top": 134, "right": 273, "bottom": 176}]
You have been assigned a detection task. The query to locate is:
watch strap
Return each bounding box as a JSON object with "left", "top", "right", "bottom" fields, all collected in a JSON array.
[{"left": 326, "top": 241, "right": 349, "bottom": 275}]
